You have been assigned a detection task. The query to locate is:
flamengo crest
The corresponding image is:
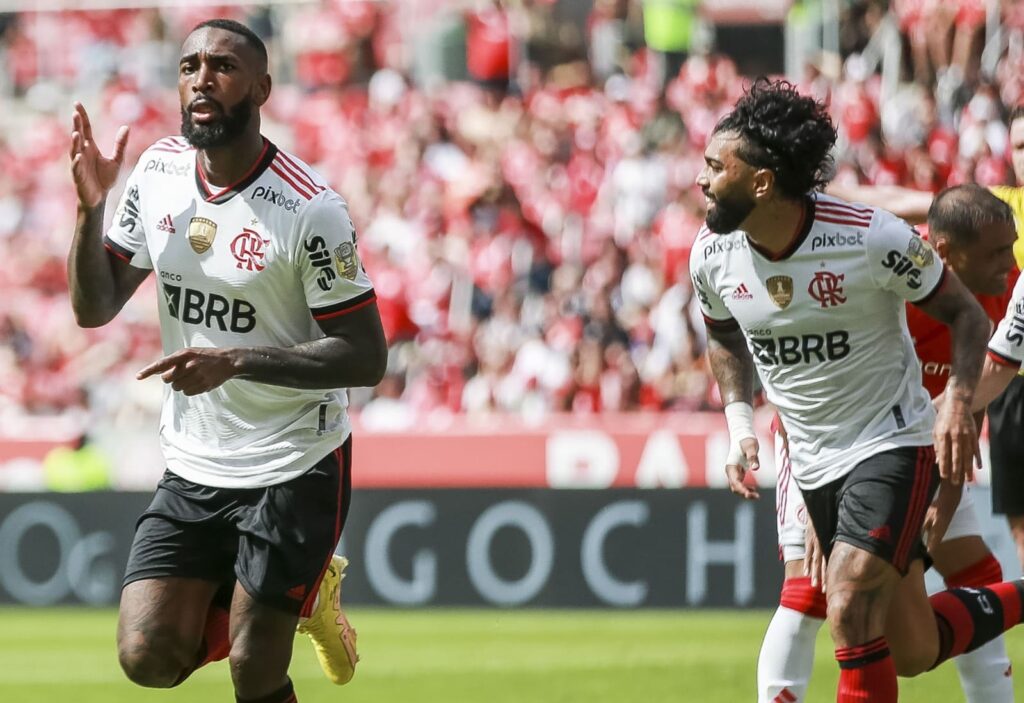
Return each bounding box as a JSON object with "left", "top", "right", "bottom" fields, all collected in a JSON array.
[
  {"left": 231, "top": 229, "right": 270, "bottom": 271},
  {"left": 807, "top": 270, "right": 846, "bottom": 308}
]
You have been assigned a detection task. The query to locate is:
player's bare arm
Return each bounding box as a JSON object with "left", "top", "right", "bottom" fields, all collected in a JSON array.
[
  {"left": 68, "top": 102, "right": 148, "bottom": 327},
  {"left": 914, "top": 272, "right": 988, "bottom": 485},
  {"left": 824, "top": 182, "right": 932, "bottom": 224},
  {"left": 707, "top": 323, "right": 760, "bottom": 499},
  {"left": 137, "top": 301, "right": 388, "bottom": 395},
  {"left": 967, "top": 356, "right": 1020, "bottom": 411}
]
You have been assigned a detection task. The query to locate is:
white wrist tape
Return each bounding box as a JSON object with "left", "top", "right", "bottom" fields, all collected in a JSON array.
[
  {"left": 724, "top": 402, "right": 756, "bottom": 467},
  {"left": 724, "top": 402, "right": 756, "bottom": 442}
]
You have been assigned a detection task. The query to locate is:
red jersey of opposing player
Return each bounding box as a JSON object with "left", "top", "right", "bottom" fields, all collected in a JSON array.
[{"left": 907, "top": 227, "right": 1019, "bottom": 398}]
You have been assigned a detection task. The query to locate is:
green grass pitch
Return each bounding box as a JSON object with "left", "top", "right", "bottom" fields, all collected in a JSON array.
[{"left": 1, "top": 608, "right": 1022, "bottom": 702}]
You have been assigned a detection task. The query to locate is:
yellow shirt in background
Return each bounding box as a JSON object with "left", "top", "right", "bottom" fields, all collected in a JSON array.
[{"left": 989, "top": 185, "right": 1024, "bottom": 268}]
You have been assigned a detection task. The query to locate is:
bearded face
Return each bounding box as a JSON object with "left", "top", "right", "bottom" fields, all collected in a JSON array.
[{"left": 181, "top": 94, "right": 254, "bottom": 149}]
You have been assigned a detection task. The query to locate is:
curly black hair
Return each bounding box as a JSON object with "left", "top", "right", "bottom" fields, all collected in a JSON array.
[{"left": 713, "top": 78, "right": 837, "bottom": 199}]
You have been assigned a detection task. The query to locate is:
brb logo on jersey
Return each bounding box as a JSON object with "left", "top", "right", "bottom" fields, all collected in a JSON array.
[
  {"left": 230, "top": 229, "right": 270, "bottom": 272},
  {"left": 750, "top": 331, "right": 851, "bottom": 365},
  {"left": 162, "top": 283, "right": 256, "bottom": 333},
  {"left": 807, "top": 270, "right": 847, "bottom": 308}
]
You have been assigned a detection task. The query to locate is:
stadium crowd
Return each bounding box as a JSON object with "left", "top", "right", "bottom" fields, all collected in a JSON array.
[{"left": 0, "top": 0, "right": 1021, "bottom": 430}]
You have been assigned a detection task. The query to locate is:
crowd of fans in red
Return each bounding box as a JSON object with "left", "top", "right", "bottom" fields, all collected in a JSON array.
[{"left": 0, "top": 1, "right": 1021, "bottom": 428}]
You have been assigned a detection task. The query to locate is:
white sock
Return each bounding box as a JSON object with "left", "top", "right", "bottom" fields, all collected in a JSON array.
[
  {"left": 955, "top": 635, "right": 1014, "bottom": 703},
  {"left": 757, "top": 606, "right": 824, "bottom": 703}
]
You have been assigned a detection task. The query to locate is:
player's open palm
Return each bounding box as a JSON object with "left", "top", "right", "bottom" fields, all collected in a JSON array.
[{"left": 70, "top": 102, "right": 129, "bottom": 209}]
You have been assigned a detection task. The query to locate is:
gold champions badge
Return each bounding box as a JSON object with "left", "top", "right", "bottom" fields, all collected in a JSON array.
[
  {"left": 766, "top": 275, "right": 794, "bottom": 309},
  {"left": 187, "top": 217, "right": 218, "bottom": 253},
  {"left": 334, "top": 242, "right": 359, "bottom": 280}
]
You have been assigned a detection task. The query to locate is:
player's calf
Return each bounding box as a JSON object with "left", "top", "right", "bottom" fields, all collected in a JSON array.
[{"left": 827, "top": 544, "right": 901, "bottom": 702}]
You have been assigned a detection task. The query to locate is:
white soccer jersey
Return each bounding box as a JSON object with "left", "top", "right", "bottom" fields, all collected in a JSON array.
[
  {"left": 105, "top": 136, "right": 375, "bottom": 488},
  {"left": 988, "top": 274, "right": 1024, "bottom": 367},
  {"left": 690, "top": 194, "right": 944, "bottom": 489}
]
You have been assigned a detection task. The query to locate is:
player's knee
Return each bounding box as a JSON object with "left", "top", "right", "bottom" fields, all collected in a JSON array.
[
  {"left": 826, "top": 589, "right": 878, "bottom": 643},
  {"left": 117, "top": 633, "right": 191, "bottom": 688},
  {"left": 228, "top": 640, "right": 290, "bottom": 693},
  {"left": 890, "top": 645, "right": 933, "bottom": 677}
]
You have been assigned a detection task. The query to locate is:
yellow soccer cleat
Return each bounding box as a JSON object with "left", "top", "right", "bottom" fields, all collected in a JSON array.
[{"left": 298, "top": 554, "right": 359, "bottom": 685}]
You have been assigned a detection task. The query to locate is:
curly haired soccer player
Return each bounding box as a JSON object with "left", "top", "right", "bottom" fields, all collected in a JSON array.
[
  {"left": 763, "top": 184, "right": 1018, "bottom": 703},
  {"left": 690, "top": 78, "right": 1024, "bottom": 702},
  {"left": 68, "top": 19, "right": 382, "bottom": 702}
]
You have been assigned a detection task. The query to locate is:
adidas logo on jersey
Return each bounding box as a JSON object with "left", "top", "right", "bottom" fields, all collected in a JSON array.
[
  {"left": 731, "top": 283, "right": 753, "bottom": 300},
  {"left": 157, "top": 215, "right": 176, "bottom": 234}
]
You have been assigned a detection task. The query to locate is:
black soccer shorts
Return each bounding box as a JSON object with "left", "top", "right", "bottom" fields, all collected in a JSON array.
[
  {"left": 801, "top": 445, "right": 938, "bottom": 575},
  {"left": 123, "top": 438, "right": 352, "bottom": 616},
  {"left": 988, "top": 375, "right": 1024, "bottom": 516}
]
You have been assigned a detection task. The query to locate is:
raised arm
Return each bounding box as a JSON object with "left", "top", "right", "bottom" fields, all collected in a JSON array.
[
  {"left": 825, "top": 182, "right": 933, "bottom": 224},
  {"left": 68, "top": 102, "right": 148, "bottom": 327}
]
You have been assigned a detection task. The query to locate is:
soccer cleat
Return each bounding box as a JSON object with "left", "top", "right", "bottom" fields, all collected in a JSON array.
[{"left": 298, "top": 555, "right": 359, "bottom": 685}]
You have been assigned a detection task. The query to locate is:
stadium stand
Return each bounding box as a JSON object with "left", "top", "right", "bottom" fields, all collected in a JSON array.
[{"left": 0, "top": 0, "right": 1017, "bottom": 436}]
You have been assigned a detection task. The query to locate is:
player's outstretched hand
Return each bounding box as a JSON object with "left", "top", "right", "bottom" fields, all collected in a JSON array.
[
  {"left": 933, "top": 396, "right": 978, "bottom": 486},
  {"left": 725, "top": 437, "right": 760, "bottom": 500},
  {"left": 137, "top": 348, "right": 239, "bottom": 396},
  {"left": 70, "top": 102, "right": 129, "bottom": 209},
  {"left": 923, "top": 479, "right": 962, "bottom": 553}
]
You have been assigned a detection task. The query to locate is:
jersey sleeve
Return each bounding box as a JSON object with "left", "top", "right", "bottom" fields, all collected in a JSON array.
[
  {"left": 103, "top": 165, "right": 152, "bottom": 269},
  {"left": 866, "top": 215, "right": 945, "bottom": 304},
  {"left": 294, "top": 192, "right": 375, "bottom": 321},
  {"left": 687, "top": 231, "right": 737, "bottom": 330},
  {"left": 988, "top": 275, "right": 1024, "bottom": 367}
]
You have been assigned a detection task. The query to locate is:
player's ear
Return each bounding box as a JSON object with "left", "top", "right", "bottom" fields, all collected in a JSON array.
[
  {"left": 752, "top": 168, "right": 774, "bottom": 200},
  {"left": 932, "top": 235, "right": 950, "bottom": 260},
  {"left": 253, "top": 73, "right": 271, "bottom": 107}
]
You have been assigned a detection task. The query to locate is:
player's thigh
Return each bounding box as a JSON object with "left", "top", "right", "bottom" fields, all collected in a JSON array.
[
  {"left": 236, "top": 441, "right": 352, "bottom": 616},
  {"left": 835, "top": 446, "right": 938, "bottom": 576},
  {"left": 884, "top": 560, "right": 939, "bottom": 676},
  {"left": 119, "top": 476, "right": 238, "bottom": 654},
  {"left": 776, "top": 429, "right": 810, "bottom": 564},
  {"left": 825, "top": 540, "right": 900, "bottom": 631},
  {"left": 118, "top": 576, "right": 221, "bottom": 655},
  {"left": 931, "top": 537, "right": 992, "bottom": 580},
  {"left": 931, "top": 487, "right": 991, "bottom": 578}
]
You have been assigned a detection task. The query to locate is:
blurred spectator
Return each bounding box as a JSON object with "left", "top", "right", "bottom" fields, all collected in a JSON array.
[{"left": 0, "top": 0, "right": 1022, "bottom": 438}]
